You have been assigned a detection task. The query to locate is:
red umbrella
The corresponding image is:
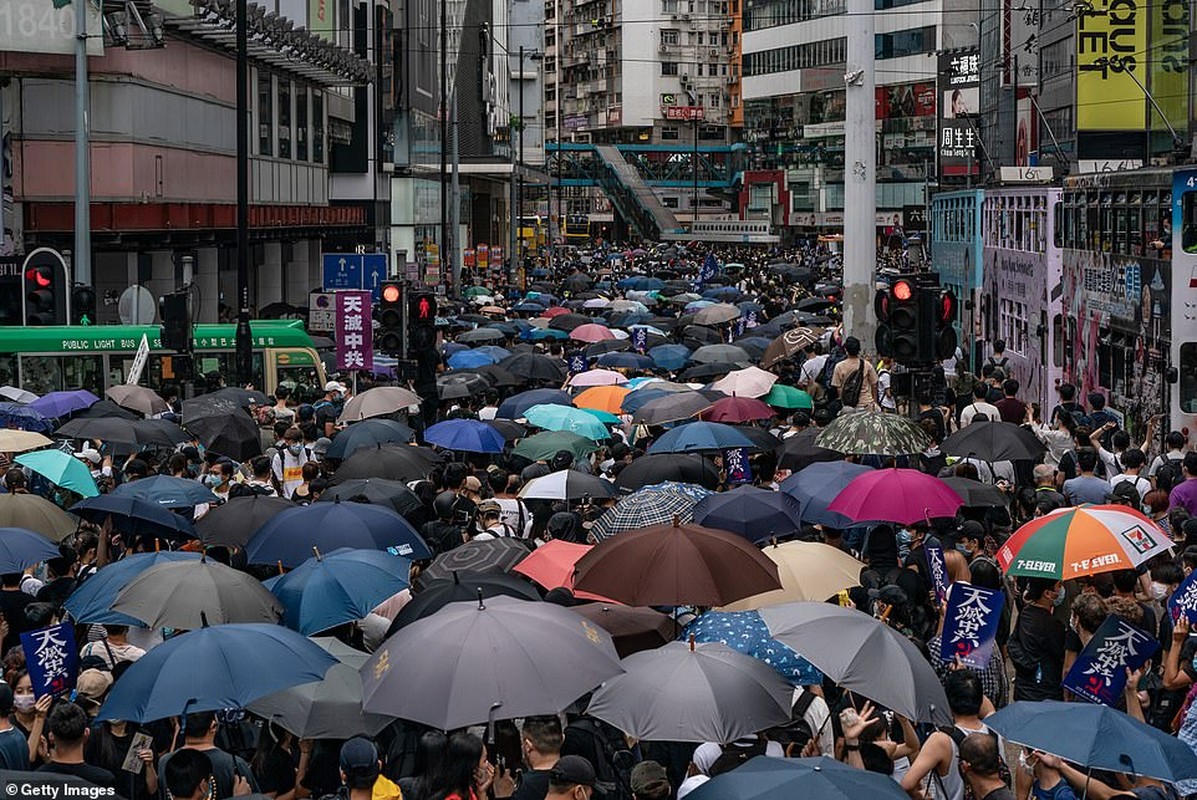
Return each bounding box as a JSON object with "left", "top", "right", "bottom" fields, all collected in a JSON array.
[
  {"left": 570, "top": 323, "right": 617, "bottom": 343},
  {"left": 700, "top": 396, "right": 775, "bottom": 424},
  {"left": 513, "top": 540, "right": 615, "bottom": 602},
  {"left": 827, "top": 468, "right": 963, "bottom": 526},
  {"left": 543, "top": 306, "right": 571, "bottom": 318},
  {"left": 572, "top": 519, "right": 782, "bottom": 606}
]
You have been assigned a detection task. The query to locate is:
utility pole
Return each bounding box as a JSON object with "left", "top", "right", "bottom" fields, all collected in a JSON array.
[
  {"left": 692, "top": 115, "right": 699, "bottom": 230},
  {"left": 518, "top": 45, "right": 525, "bottom": 283},
  {"left": 450, "top": 92, "right": 461, "bottom": 292},
  {"left": 74, "top": 0, "right": 92, "bottom": 285},
  {"left": 440, "top": 0, "right": 448, "bottom": 294},
  {"left": 234, "top": 0, "right": 253, "bottom": 384},
  {"left": 841, "top": 0, "right": 876, "bottom": 350}
]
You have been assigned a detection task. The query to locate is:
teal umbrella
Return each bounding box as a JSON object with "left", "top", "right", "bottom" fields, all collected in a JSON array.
[
  {"left": 523, "top": 403, "right": 612, "bottom": 441},
  {"left": 16, "top": 449, "right": 98, "bottom": 498},
  {"left": 575, "top": 407, "right": 622, "bottom": 425}
]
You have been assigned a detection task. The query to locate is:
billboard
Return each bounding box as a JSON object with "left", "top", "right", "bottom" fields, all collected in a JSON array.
[
  {"left": 1150, "top": 0, "right": 1189, "bottom": 132},
  {"left": 1076, "top": 0, "right": 1147, "bottom": 130},
  {"left": 309, "top": 0, "right": 334, "bottom": 41},
  {"left": 938, "top": 50, "right": 980, "bottom": 178},
  {"left": 1, "top": 0, "right": 103, "bottom": 56}
]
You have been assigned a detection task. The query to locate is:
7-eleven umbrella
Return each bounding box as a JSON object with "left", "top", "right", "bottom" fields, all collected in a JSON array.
[
  {"left": 997, "top": 505, "right": 1173, "bottom": 581},
  {"left": 574, "top": 385, "right": 630, "bottom": 415}
]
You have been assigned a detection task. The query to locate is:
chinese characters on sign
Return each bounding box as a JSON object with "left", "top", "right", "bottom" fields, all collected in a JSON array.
[
  {"left": 335, "top": 291, "right": 374, "bottom": 372},
  {"left": 724, "top": 448, "right": 753, "bottom": 485},
  {"left": 1062, "top": 614, "right": 1158, "bottom": 705},
  {"left": 1169, "top": 569, "right": 1197, "bottom": 623},
  {"left": 937, "top": 50, "right": 981, "bottom": 178},
  {"left": 631, "top": 328, "right": 649, "bottom": 353},
  {"left": 21, "top": 623, "right": 78, "bottom": 698},
  {"left": 925, "top": 541, "right": 949, "bottom": 604},
  {"left": 568, "top": 354, "right": 588, "bottom": 375},
  {"left": 939, "top": 584, "right": 1004, "bottom": 668}
]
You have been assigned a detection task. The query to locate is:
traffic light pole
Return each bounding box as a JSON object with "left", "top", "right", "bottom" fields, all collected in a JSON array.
[
  {"left": 74, "top": 0, "right": 92, "bottom": 285},
  {"left": 841, "top": 0, "right": 876, "bottom": 351},
  {"left": 234, "top": 0, "right": 253, "bottom": 386}
]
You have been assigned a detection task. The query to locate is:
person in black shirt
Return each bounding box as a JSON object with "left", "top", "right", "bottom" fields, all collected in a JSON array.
[
  {"left": 0, "top": 573, "right": 36, "bottom": 654},
  {"left": 512, "top": 717, "right": 563, "bottom": 800},
  {"left": 1008, "top": 578, "right": 1066, "bottom": 702},
  {"left": 36, "top": 701, "right": 116, "bottom": 789}
]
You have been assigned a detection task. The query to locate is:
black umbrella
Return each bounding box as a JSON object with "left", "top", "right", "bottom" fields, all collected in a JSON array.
[
  {"left": 387, "top": 572, "right": 541, "bottom": 634},
  {"left": 73, "top": 400, "right": 139, "bottom": 420},
  {"left": 208, "top": 387, "right": 269, "bottom": 406},
  {"left": 680, "top": 362, "right": 742, "bottom": 382},
  {"left": 472, "top": 365, "right": 522, "bottom": 387},
  {"left": 55, "top": 417, "right": 189, "bottom": 448},
  {"left": 185, "top": 411, "right": 262, "bottom": 461},
  {"left": 182, "top": 395, "right": 243, "bottom": 424},
  {"left": 483, "top": 419, "right": 527, "bottom": 442},
  {"left": 563, "top": 273, "right": 593, "bottom": 293},
  {"left": 195, "top": 495, "right": 295, "bottom": 548},
  {"left": 319, "top": 478, "right": 427, "bottom": 525},
  {"left": 736, "top": 426, "right": 784, "bottom": 452},
  {"left": 940, "top": 421, "right": 1047, "bottom": 462},
  {"left": 547, "top": 313, "right": 591, "bottom": 332},
  {"left": 456, "top": 328, "right": 506, "bottom": 345},
  {"left": 437, "top": 373, "right": 490, "bottom": 400},
  {"left": 418, "top": 538, "right": 533, "bottom": 585},
  {"left": 796, "top": 297, "right": 835, "bottom": 313},
  {"left": 325, "top": 419, "right": 415, "bottom": 460},
  {"left": 939, "top": 477, "right": 1008, "bottom": 508},
  {"left": 584, "top": 339, "right": 630, "bottom": 357},
  {"left": 777, "top": 430, "right": 842, "bottom": 471},
  {"left": 681, "top": 325, "right": 723, "bottom": 350},
  {"left": 616, "top": 453, "right": 721, "bottom": 491},
  {"left": 499, "top": 353, "right": 567, "bottom": 383},
  {"left": 332, "top": 444, "right": 440, "bottom": 483},
  {"left": 632, "top": 391, "right": 714, "bottom": 425}
]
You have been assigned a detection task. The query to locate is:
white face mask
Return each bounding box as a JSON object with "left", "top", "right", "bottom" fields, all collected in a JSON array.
[
  {"left": 12, "top": 695, "right": 35, "bottom": 713},
  {"left": 1150, "top": 582, "right": 1171, "bottom": 602},
  {"left": 1018, "top": 751, "right": 1037, "bottom": 773}
]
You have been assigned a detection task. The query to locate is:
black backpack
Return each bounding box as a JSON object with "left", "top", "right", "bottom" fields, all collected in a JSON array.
[
  {"left": 839, "top": 361, "right": 867, "bottom": 407},
  {"left": 708, "top": 738, "right": 769, "bottom": 777},
  {"left": 563, "top": 717, "right": 635, "bottom": 800},
  {"left": 1156, "top": 456, "right": 1185, "bottom": 493}
]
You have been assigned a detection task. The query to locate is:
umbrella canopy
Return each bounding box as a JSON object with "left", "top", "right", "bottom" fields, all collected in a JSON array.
[
  {"left": 181, "top": 394, "right": 243, "bottom": 423},
  {"left": 512, "top": 539, "right": 610, "bottom": 601},
  {"left": 483, "top": 419, "right": 527, "bottom": 443},
  {"left": 524, "top": 404, "right": 611, "bottom": 441},
  {"left": 15, "top": 450, "right": 98, "bottom": 497},
  {"left": 207, "top": 387, "right": 269, "bottom": 406},
  {"left": 574, "top": 385, "right": 630, "bottom": 415},
  {"left": 684, "top": 611, "right": 822, "bottom": 685},
  {"left": 616, "top": 454, "right": 721, "bottom": 492},
  {"left": 447, "top": 349, "right": 500, "bottom": 370},
  {"left": 648, "top": 344, "right": 692, "bottom": 371},
  {"left": 997, "top": 505, "right": 1172, "bottom": 580},
  {"left": 570, "top": 605, "right": 674, "bottom": 658},
  {"left": 827, "top": 468, "right": 963, "bottom": 526},
  {"left": 596, "top": 352, "right": 654, "bottom": 371},
  {"left": 71, "top": 495, "right": 196, "bottom": 542},
  {"left": 519, "top": 470, "right": 618, "bottom": 501},
  {"left": 648, "top": 421, "right": 755, "bottom": 454},
  {"left": 548, "top": 312, "right": 592, "bottom": 331},
  {"left": 693, "top": 303, "right": 742, "bottom": 326},
  {"left": 632, "top": 391, "right": 714, "bottom": 425},
  {"left": 700, "top": 396, "right": 774, "bottom": 424},
  {"left": 185, "top": 411, "right": 262, "bottom": 461},
  {"left": 195, "top": 495, "right": 295, "bottom": 548},
  {"left": 72, "top": 399, "right": 138, "bottom": 420},
  {"left": 779, "top": 461, "right": 871, "bottom": 528},
  {"left": 324, "top": 419, "right": 415, "bottom": 460},
  {"left": 424, "top": 419, "right": 506, "bottom": 453},
  {"left": 571, "top": 323, "right": 615, "bottom": 343},
  {"left": 590, "top": 482, "right": 712, "bottom": 540},
  {"left": 419, "top": 538, "right": 532, "bottom": 584},
  {"left": 0, "top": 527, "right": 66, "bottom": 573},
  {"left": 0, "top": 403, "right": 52, "bottom": 432},
  {"left": 939, "top": 477, "right": 1008, "bottom": 508},
  {"left": 28, "top": 390, "right": 99, "bottom": 419},
  {"left": 710, "top": 367, "right": 778, "bottom": 398},
  {"left": 55, "top": 416, "right": 189, "bottom": 449},
  {"left": 97, "top": 623, "right": 337, "bottom": 722},
  {"left": 497, "top": 388, "right": 573, "bottom": 420},
  {"left": 388, "top": 572, "right": 540, "bottom": 633},
  {"left": 984, "top": 701, "right": 1197, "bottom": 784},
  {"left": 361, "top": 596, "right": 623, "bottom": 730},
  {"left": 0, "top": 386, "right": 38, "bottom": 404},
  {"left": 568, "top": 369, "right": 629, "bottom": 388},
  {"left": 691, "top": 344, "right": 751, "bottom": 365},
  {"left": 0, "top": 430, "right": 53, "bottom": 453},
  {"left": 111, "top": 558, "right": 282, "bottom": 629},
  {"left": 110, "top": 474, "right": 216, "bottom": 509},
  {"left": 693, "top": 486, "right": 805, "bottom": 543},
  {"left": 723, "top": 541, "right": 865, "bottom": 611},
  {"left": 339, "top": 386, "right": 421, "bottom": 421},
  {"left": 456, "top": 327, "right": 506, "bottom": 344},
  {"left": 500, "top": 353, "right": 568, "bottom": 383},
  {"left": 587, "top": 641, "right": 793, "bottom": 743},
  {"left": 437, "top": 372, "right": 490, "bottom": 400},
  {"left": 573, "top": 519, "right": 782, "bottom": 607},
  {"left": 0, "top": 493, "right": 78, "bottom": 542},
  {"left": 941, "top": 420, "right": 1048, "bottom": 462},
  {"left": 246, "top": 501, "right": 431, "bottom": 567},
  {"left": 686, "top": 756, "right": 910, "bottom": 800},
  {"left": 762, "top": 385, "right": 814, "bottom": 411},
  {"left": 265, "top": 548, "right": 411, "bottom": 635},
  {"left": 759, "top": 602, "right": 951, "bottom": 725},
  {"left": 761, "top": 327, "right": 825, "bottom": 369},
  {"left": 105, "top": 385, "right": 171, "bottom": 417},
  {"left": 777, "top": 431, "right": 843, "bottom": 472},
  {"left": 248, "top": 660, "right": 391, "bottom": 739},
  {"left": 512, "top": 430, "right": 598, "bottom": 462},
  {"left": 64, "top": 551, "right": 202, "bottom": 625},
  {"left": 333, "top": 445, "right": 439, "bottom": 483},
  {"left": 815, "top": 411, "right": 932, "bottom": 456},
  {"left": 318, "top": 478, "right": 426, "bottom": 523}
]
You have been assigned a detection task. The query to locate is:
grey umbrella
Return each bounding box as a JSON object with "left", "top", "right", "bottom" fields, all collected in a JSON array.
[
  {"left": 586, "top": 641, "right": 793, "bottom": 743},
  {"left": 631, "top": 391, "right": 714, "bottom": 426},
  {"left": 0, "top": 494, "right": 78, "bottom": 542},
  {"left": 691, "top": 344, "right": 752, "bottom": 365},
  {"left": 105, "top": 385, "right": 169, "bottom": 416},
  {"left": 249, "top": 661, "right": 391, "bottom": 739},
  {"left": 339, "top": 387, "right": 422, "bottom": 422},
  {"left": 759, "top": 602, "right": 951, "bottom": 725},
  {"left": 361, "top": 595, "right": 623, "bottom": 730},
  {"left": 111, "top": 558, "right": 282, "bottom": 629}
]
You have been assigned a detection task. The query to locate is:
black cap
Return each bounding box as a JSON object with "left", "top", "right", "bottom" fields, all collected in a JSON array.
[
  {"left": 339, "top": 737, "right": 379, "bottom": 775},
  {"left": 550, "top": 756, "right": 596, "bottom": 787},
  {"left": 955, "top": 520, "right": 985, "bottom": 541}
]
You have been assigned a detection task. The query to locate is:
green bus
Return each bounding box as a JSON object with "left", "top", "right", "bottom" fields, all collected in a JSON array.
[{"left": 0, "top": 321, "right": 328, "bottom": 399}]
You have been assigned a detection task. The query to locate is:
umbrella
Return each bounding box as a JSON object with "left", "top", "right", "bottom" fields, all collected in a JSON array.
[
  {"left": 195, "top": 495, "right": 295, "bottom": 548},
  {"left": 70, "top": 495, "right": 196, "bottom": 541},
  {"left": 570, "top": 605, "right": 674, "bottom": 658},
  {"left": 519, "top": 470, "right": 618, "bottom": 501},
  {"left": 208, "top": 387, "right": 269, "bottom": 406},
  {"left": 361, "top": 596, "right": 623, "bottom": 730},
  {"left": 72, "top": 399, "right": 138, "bottom": 420},
  {"left": 648, "top": 344, "right": 691, "bottom": 371},
  {"left": 570, "top": 323, "right": 615, "bottom": 343},
  {"left": 691, "top": 344, "right": 751, "bottom": 365},
  {"left": 573, "top": 386, "right": 630, "bottom": 415},
  {"left": 648, "top": 421, "right": 755, "bottom": 454},
  {"left": 587, "top": 641, "right": 793, "bottom": 743},
  {"left": 0, "top": 430, "right": 53, "bottom": 453},
  {"left": 181, "top": 394, "right": 243, "bottom": 423},
  {"left": 682, "top": 362, "right": 742, "bottom": 382},
  {"left": 324, "top": 419, "right": 415, "bottom": 460},
  {"left": 97, "top": 623, "right": 338, "bottom": 722},
  {"left": 248, "top": 660, "right": 391, "bottom": 739},
  {"left": 110, "top": 474, "right": 216, "bottom": 509},
  {"left": 437, "top": 372, "right": 490, "bottom": 400},
  {"left": 28, "top": 390, "right": 99, "bottom": 419},
  {"left": 760, "top": 327, "right": 824, "bottom": 370},
  {"left": 246, "top": 501, "right": 431, "bottom": 567},
  {"left": 185, "top": 411, "right": 262, "bottom": 461},
  {"left": 940, "top": 476, "right": 1008, "bottom": 508},
  {"left": 418, "top": 538, "right": 532, "bottom": 585},
  {"left": 0, "top": 403, "right": 53, "bottom": 432},
  {"left": 333, "top": 444, "right": 439, "bottom": 483},
  {"left": 500, "top": 353, "right": 567, "bottom": 383},
  {"left": 0, "top": 527, "right": 65, "bottom": 573},
  {"left": 693, "top": 304, "right": 742, "bottom": 326},
  {"left": 596, "top": 351, "right": 654, "bottom": 371},
  {"left": 111, "top": 557, "right": 281, "bottom": 629},
  {"left": 483, "top": 419, "right": 527, "bottom": 443},
  {"left": 710, "top": 367, "right": 778, "bottom": 398},
  {"left": 779, "top": 461, "right": 871, "bottom": 528},
  {"left": 996, "top": 505, "right": 1172, "bottom": 581},
  {"left": 590, "top": 482, "right": 712, "bottom": 540},
  {"left": 339, "top": 387, "right": 421, "bottom": 421},
  {"left": 64, "top": 551, "right": 203, "bottom": 625},
  {"left": 573, "top": 519, "right": 782, "bottom": 607},
  {"left": 497, "top": 389, "right": 573, "bottom": 420},
  {"left": 568, "top": 369, "right": 629, "bottom": 388},
  {"left": 827, "top": 468, "right": 963, "bottom": 526},
  {"left": 424, "top": 419, "right": 506, "bottom": 453},
  {"left": 512, "top": 430, "right": 598, "bottom": 462},
  {"left": 456, "top": 328, "right": 506, "bottom": 344},
  {"left": 686, "top": 756, "right": 910, "bottom": 800},
  {"left": 738, "top": 426, "right": 784, "bottom": 454},
  {"left": 941, "top": 420, "right": 1048, "bottom": 462},
  {"left": 722, "top": 541, "right": 865, "bottom": 611},
  {"left": 105, "top": 385, "right": 169, "bottom": 416},
  {"left": 447, "top": 349, "right": 500, "bottom": 370},
  {"left": 55, "top": 417, "right": 189, "bottom": 449},
  {"left": 0, "top": 386, "right": 37, "bottom": 404},
  {"left": 615, "top": 454, "right": 721, "bottom": 492},
  {"left": 762, "top": 385, "right": 814, "bottom": 411},
  {"left": 548, "top": 313, "right": 591, "bottom": 332},
  {"left": 0, "top": 494, "right": 79, "bottom": 541},
  {"left": 15, "top": 450, "right": 98, "bottom": 497},
  {"left": 777, "top": 431, "right": 843, "bottom": 472},
  {"left": 632, "top": 391, "right": 714, "bottom": 425},
  {"left": 265, "top": 548, "right": 411, "bottom": 635},
  {"left": 684, "top": 611, "right": 822, "bottom": 686},
  {"left": 524, "top": 404, "right": 611, "bottom": 441},
  {"left": 760, "top": 602, "right": 952, "bottom": 725},
  {"left": 814, "top": 411, "right": 932, "bottom": 456},
  {"left": 984, "top": 700, "right": 1197, "bottom": 784},
  {"left": 701, "top": 396, "right": 774, "bottom": 424},
  {"left": 318, "top": 478, "right": 426, "bottom": 524},
  {"left": 693, "top": 486, "right": 805, "bottom": 543},
  {"left": 511, "top": 539, "right": 610, "bottom": 601},
  {"left": 388, "top": 572, "right": 540, "bottom": 633}
]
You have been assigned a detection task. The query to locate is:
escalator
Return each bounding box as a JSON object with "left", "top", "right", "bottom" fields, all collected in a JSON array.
[{"left": 593, "top": 145, "right": 685, "bottom": 241}]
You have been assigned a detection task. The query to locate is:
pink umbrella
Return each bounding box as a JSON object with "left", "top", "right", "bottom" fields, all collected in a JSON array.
[
  {"left": 700, "top": 396, "right": 775, "bottom": 424},
  {"left": 569, "top": 369, "right": 629, "bottom": 387},
  {"left": 827, "top": 468, "right": 963, "bottom": 526},
  {"left": 570, "top": 323, "right": 616, "bottom": 343},
  {"left": 513, "top": 540, "right": 616, "bottom": 602}
]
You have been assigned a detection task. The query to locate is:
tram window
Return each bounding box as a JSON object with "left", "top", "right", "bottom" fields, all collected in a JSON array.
[
  {"left": 0, "top": 355, "right": 15, "bottom": 389},
  {"left": 1052, "top": 314, "right": 1064, "bottom": 368},
  {"left": 19, "top": 355, "right": 104, "bottom": 397},
  {"left": 1180, "top": 343, "right": 1197, "bottom": 412},
  {"left": 276, "top": 362, "right": 323, "bottom": 405},
  {"left": 1097, "top": 335, "right": 1112, "bottom": 391},
  {"left": 1182, "top": 192, "right": 1197, "bottom": 253}
]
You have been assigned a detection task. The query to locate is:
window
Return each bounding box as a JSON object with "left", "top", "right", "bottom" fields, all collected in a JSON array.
[
  {"left": 661, "top": 29, "right": 679, "bottom": 44},
  {"left": 278, "top": 79, "right": 292, "bottom": 159},
  {"left": 662, "top": 61, "right": 679, "bottom": 75},
  {"left": 662, "top": 0, "right": 678, "bottom": 12},
  {"left": 697, "top": 32, "right": 705, "bottom": 45},
  {"left": 313, "top": 92, "right": 325, "bottom": 163},
  {"left": 296, "top": 89, "right": 309, "bottom": 161},
  {"left": 875, "top": 26, "right": 935, "bottom": 59},
  {"left": 661, "top": 125, "right": 680, "bottom": 139},
  {"left": 258, "top": 73, "right": 273, "bottom": 156},
  {"left": 1181, "top": 343, "right": 1197, "bottom": 412},
  {"left": 709, "top": 93, "right": 721, "bottom": 108}
]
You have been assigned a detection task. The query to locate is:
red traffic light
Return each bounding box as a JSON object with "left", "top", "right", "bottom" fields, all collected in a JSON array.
[
  {"left": 892, "top": 280, "right": 913, "bottom": 302},
  {"left": 415, "top": 295, "right": 435, "bottom": 321},
  {"left": 938, "top": 291, "right": 958, "bottom": 325},
  {"left": 382, "top": 284, "right": 401, "bottom": 304},
  {"left": 26, "top": 268, "right": 52, "bottom": 288}
]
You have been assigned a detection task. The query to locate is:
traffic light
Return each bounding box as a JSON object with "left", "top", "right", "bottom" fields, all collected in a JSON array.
[
  {"left": 377, "top": 281, "right": 404, "bottom": 355},
  {"left": 928, "top": 288, "right": 958, "bottom": 361},
  {"left": 159, "top": 291, "right": 191, "bottom": 352},
  {"left": 71, "top": 285, "right": 96, "bottom": 326},
  {"left": 408, "top": 292, "right": 438, "bottom": 355},
  {"left": 886, "top": 277, "right": 921, "bottom": 363},
  {"left": 410, "top": 292, "right": 437, "bottom": 324},
  {"left": 22, "top": 251, "right": 68, "bottom": 326}
]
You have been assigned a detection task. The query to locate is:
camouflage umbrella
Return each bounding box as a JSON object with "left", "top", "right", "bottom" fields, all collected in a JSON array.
[{"left": 814, "top": 411, "right": 931, "bottom": 457}]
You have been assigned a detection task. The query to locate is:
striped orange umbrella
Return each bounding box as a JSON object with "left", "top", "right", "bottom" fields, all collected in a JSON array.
[{"left": 573, "top": 385, "right": 630, "bottom": 415}]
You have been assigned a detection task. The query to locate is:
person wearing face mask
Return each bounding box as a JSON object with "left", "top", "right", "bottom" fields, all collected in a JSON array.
[
  {"left": 10, "top": 671, "right": 50, "bottom": 766},
  {"left": 314, "top": 382, "right": 347, "bottom": 439},
  {"left": 271, "top": 428, "right": 312, "bottom": 500},
  {"left": 205, "top": 461, "right": 235, "bottom": 503},
  {"left": 1007, "top": 578, "right": 1067, "bottom": 702},
  {"left": 1060, "top": 592, "right": 1106, "bottom": 691},
  {"left": 1148, "top": 562, "right": 1183, "bottom": 644}
]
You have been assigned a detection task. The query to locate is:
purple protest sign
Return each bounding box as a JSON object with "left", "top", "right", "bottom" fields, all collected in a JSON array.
[
  {"left": 1169, "top": 569, "right": 1197, "bottom": 623},
  {"left": 939, "top": 583, "right": 1004, "bottom": 668},
  {"left": 925, "top": 540, "right": 949, "bottom": 604},
  {"left": 631, "top": 328, "right": 648, "bottom": 353},
  {"left": 335, "top": 290, "right": 374, "bottom": 372},
  {"left": 1062, "top": 614, "right": 1158, "bottom": 705},
  {"left": 21, "top": 622, "right": 78, "bottom": 699}
]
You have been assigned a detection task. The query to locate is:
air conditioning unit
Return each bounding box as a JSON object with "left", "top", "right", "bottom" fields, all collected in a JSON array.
[
  {"left": 680, "top": 12, "right": 690, "bottom": 20},
  {"left": 659, "top": 43, "right": 668, "bottom": 52},
  {"left": 680, "top": 74, "right": 691, "bottom": 84}
]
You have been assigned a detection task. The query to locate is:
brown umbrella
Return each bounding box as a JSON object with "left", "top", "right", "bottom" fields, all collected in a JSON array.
[
  {"left": 572, "top": 519, "right": 782, "bottom": 607},
  {"left": 0, "top": 494, "right": 78, "bottom": 542},
  {"left": 105, "top": 385, "right": 169, "bottom": 416},
  {"left": 760, "top": 327, "right": 824, "bottom": 370},
  {"left": 339, "top": 387, "right": 422, "bottom": 422},
  {"left": 570, "top": 604, "right": 675, "bottom": 658}
]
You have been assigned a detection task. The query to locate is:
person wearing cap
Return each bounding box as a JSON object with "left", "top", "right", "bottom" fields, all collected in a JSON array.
[
  {"left": 328, "top": 737, "right": 402, "bottom": 800},
  {"left": 314, "top": 382, "right": 347, "bottom": 438},
  {"left": 471, "top": 500, "right": 512, "bottom": 541},
  {"left": 0, "top": 683, "right": 28, "bottom": 770},
  {"left": 311, "top": 438, "right": 333, "bottom": 463},
  {"left": 545, "top": 756, "right": 595, "bottom": 800},
  {"left": 628, "top": 762, "right": 669, "bottom": 800},
  {"left": 72, "top": 668, "right": 113, "bottom": 718}
]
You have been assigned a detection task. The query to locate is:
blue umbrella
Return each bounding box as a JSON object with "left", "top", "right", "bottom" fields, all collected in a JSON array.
[
  {"left": 15, "top": 450, "right": 99, "bottom": 497},
  {"left": 648, "top": 344, "right": 692, "bottom": 371},
  {"left": 648, "top": 421, "right": 755, "bottom": 454},
  {"left": 986, "top": 701, "right": 1197, "bottom": 783},
  {"left": 65, "top": 551, "right": 203, "bottom": 625},
  {"left": 0, "top": 403, "right": 53, "bottom": 433},
  {"left": 702, "top": 286, "right": 742, "bottom": 301},
  {"left": 441, "top": 342, "right": 469, "bottom": 357},
  {"left": 597, "top": 352, "right": 654, "bottom": 370},
  {"left": 693, "top": 486, "right": 805, "bottom": 543},
  {"left": 779, "top": 462, "right": 871, "bottom": 527},
  {"left": 264, "top": 548, "right": 412, "bottom": 635},
  {"left": 622, "top": 277, "right": 664, "bottom": 291},
  {"left": 447, "top": 349, "right": 499, "bottom": 370},
  {"left": 0, "top": 527, "right": 65, "bottom": 573},
  {"left": 475, "top": 345, "right": 513, "bottom": 362},
  {"left": 424, "top": 419, "right": 506, "bottom": 453},
  {"left": 71, "top": 495, "right": 198, "bottom": 541},
  {"left": 523, "top": 327, "right": 568, "bottom": 342},
  {"left": 683, "top": 611, "right": 822, "bottom": 686},
  {"left": 513, "top": 302, "right": 546, "bottom": 313},
  {"left": 96, "top": 623, "right": 339, "bottom": 722},
  {"left": 324, "top": 418, "right": 415, "bottom": 460},
  {"left": 28, "top": 390, "right": 99, "bottom": 419},
  {"left": 496, "top": 389, "right": 573, "bottom": 420},
  {"left": 246, "top": 501, "right": 431, "bottom": 568},
  {"left": 687, "top": 756, "right": 908, "bottom": 800},
  {"left": 111, "top": 475, "right": 217, "bottom": 509}
]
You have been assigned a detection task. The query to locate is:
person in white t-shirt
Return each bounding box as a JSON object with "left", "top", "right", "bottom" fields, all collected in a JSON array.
[
  {"left": 79, "top": 625, "right": 146, "bottom": 668},
  {"left": 271, "top": 428, "right": 312, "bottom": 499}
]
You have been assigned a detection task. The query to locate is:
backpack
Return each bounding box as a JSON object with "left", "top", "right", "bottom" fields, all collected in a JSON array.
[
  {"left": 708, "top": 738, "right": 769, "bottom": 777},
  {"left": 563, "top": 718, "right": 635, "bottom": 800},
  {"left": 840, "top": 361, "right": 867, "bottom": 408},
  {"left": 1156, "top": 455, "right": 1185, "bottom": 493},
  {"left": 938, "top": 726, "right": 1011, "bottom": 800},
  {"left": 771, "top": 689, "right": 818, "bottom": 755}
]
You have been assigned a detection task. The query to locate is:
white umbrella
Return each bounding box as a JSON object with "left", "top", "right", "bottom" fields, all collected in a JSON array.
[
  {"left": 519, "top": 470, "right": 619, "bottom": 501},
  {"left": 0, "top": 386, "right": 38, "bottom": 404},
  {"left": 710, "top": 366, "right": 778, "bottom": 398}
]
